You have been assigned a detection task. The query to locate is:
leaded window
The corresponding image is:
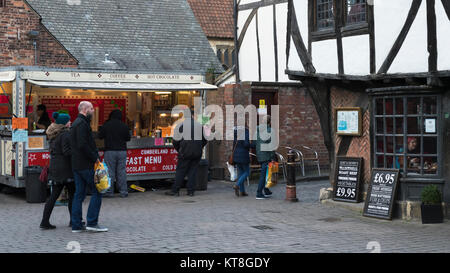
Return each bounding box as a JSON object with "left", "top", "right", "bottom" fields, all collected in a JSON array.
[
  {"left": 373, "top": 95, "right": 441, "bottom": 177},
  {"left": 346, "top": 0, "right": 367, "bottom": 25},
  {"left": 316, "top": 0, "right": 334, "bottom": 30}
]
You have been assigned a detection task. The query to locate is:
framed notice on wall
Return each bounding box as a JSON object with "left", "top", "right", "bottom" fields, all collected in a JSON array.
[{"left": 335, "top": 107, "right": 362, "bottom": 136}]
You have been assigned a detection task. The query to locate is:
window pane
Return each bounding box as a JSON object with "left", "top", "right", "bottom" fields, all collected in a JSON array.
[
  {"left": 423, "top": 157, "right": 438, "bottom": 174},
  {"left": 394, "top": 155, "right": 404, "bottom": 169},
  {"left": 376, "top": 98, "right": 383, "bottom": 115},
  {"left": 386, "top": 117, "right": 393, "bottom": 134},
  {"left": 395, "top": 98, "right": 404, "bottom": 115},
  {"left": 423, "top": 137, "right": 437, "bottom": 154},
  {"left": 395, "top": 136, "right": 404, "bottom": 153},
  {"left": 386, "top": 136, "right": 393, "bottom": 153},
  {"left": 376, "top": 136, "right": 384, "bottom": 153},
  {"left": 407, "top": 117, "right": 419, "bottom": 134},
  {"left": 376, "top": 117, "right": 384, "bottom": 133},
  {"left": 423, "top": 97, "right": 437, "bottom": 115},
  {"left": 386, "top": 156, "right": 394, "bottom": 168},
  {"left": 395, "top": 117, "right": 404, "bottom": 134},
  {"left": 346, "top": 0, "right": 366, "bottom": 24},
  {"left": 317, "top": 0, "right": 334, "bottom": 30},
  {"left": 407, "top": 97, "right": 420, "bottom": 114},
  {"left": 385, "top": 98, "right": 393, "bottom": 115},
  {"left": 376, "top": 155, "right": 384, "bottom": 168}
]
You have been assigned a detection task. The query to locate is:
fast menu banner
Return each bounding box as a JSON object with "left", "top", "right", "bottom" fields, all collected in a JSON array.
[
  {"left": 27, "top": 148, "right": 178, "bottom": 174},
  {"left": 40, "top": 97, "right": 126, "bottom": 125}
]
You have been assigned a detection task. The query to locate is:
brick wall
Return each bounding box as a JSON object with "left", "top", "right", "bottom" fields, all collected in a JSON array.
[
  {"left": 330, "top": 86, "right": 372, "bottom": 189},
  {"left": 206, "top": 82, "right": 329, "bottom": 179},
  {"left": 0, "top": 0, "right": 77, "bottom": 67}
]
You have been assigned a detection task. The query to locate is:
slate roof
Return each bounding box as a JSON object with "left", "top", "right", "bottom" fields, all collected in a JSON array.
[
  {"left": 25, "top": 0, "right": 223, "bottom": 74},
  {"left": 187, "top": 0, "right": 234, "bottom": 39}
]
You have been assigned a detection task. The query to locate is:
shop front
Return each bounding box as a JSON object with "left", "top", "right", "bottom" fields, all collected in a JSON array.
[{"left": 0, "top": 68, "right": 216, "bottom": 188}]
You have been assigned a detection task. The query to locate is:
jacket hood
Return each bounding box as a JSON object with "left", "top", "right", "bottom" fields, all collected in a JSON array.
[
  {"left": 46, "top": 123, "right": 68, "bottom": 140},
  {"left": 109, "top": 109, "right": 122, "bottom": 120}
]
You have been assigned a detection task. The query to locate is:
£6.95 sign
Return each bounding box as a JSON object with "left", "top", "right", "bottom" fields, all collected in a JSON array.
[{"left": 28, "top": 148, "right": 178, "bottom": 174}]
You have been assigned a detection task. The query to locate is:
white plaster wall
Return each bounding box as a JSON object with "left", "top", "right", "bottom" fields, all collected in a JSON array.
[
  {"left": 312, "top": 39, "right": 339, "bottom": 74},
  {"left": 287, "top": 0, "right": 309, "bottom": 73},
  {"left": 436, "top": 0, "right": 450, "bottom": 71},
  {"left": 238, "top": 9, "right": 259, "bottom": 81},
  {"left": 275, "top": 3, "right": 291, "bottom": 82},
  {"left": 258, "top": 6, "right": 276, "bottom": 82},
  {"left": 342, "top": 35, "right": 370, "bottom": 75}
]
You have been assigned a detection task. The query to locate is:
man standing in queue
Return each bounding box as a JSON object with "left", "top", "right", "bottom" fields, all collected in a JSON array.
[
  {"left": 70, "top": 101, "right": 108, "bottom": 233},
  {"left": 166, "top": 109, "right": 207, "bottom": 197}
]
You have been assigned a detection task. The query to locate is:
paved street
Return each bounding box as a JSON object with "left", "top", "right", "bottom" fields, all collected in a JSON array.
[{"left": 0, "top": 179, "right": 449, "bottom": 253}]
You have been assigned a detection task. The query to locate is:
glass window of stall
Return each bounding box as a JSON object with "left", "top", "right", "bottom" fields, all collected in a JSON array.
[
  {"left": 0, "top": 82, "right": 13, "bottom": 128},
  {"left": 373, "top": 94, "right": 442, "bottom": 177}
]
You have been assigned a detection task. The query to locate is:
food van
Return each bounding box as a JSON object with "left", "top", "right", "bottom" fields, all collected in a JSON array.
[{"left": 0, "top": 67, "right": 216, "bottom": 188}]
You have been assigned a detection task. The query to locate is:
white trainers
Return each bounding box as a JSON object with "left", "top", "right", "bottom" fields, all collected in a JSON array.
[{"left": 86, "top": 225, "right": 108, "bottom": 232}]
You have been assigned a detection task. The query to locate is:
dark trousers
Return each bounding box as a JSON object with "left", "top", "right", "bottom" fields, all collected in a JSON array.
[
  {"left": 172, "top": 158, "right": 200, "bottom": 193},
  {"left": 40, "top": 182, "right": 75, "bottom": 226},
  {"left": 72, "top": 169, "right": 102, "bottom": 230}
]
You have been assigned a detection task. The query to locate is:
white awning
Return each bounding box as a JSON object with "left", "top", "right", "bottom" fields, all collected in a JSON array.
[
  {"left": 0, "top": 71, "right": 15, "bottom": 82},
  {"left": 27, "top": 80, "right": 217, "bottom": 91}
]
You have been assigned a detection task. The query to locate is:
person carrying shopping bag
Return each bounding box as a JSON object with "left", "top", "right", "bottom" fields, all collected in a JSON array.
[
  {"left": 231, "top": 124, "right": 255, "bottom": 197},
  {"left": 255, "top": 115, "right": 276, "bottom": 200}
]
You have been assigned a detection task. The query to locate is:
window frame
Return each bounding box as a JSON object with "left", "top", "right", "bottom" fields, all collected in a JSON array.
[
  {"left": 372, "top": 94, "right": 442, "bottom": 179},
  {"left": 310, "top": 0, "right": 370, "bottom": 42},
  {"left": 0, "top": 0, "right": 6, "bottom": 8}
]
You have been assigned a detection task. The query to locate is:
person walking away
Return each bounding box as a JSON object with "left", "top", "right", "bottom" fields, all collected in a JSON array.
[
  {"left": 99, "top": 109, "right": 131, "bottom": 198},
  {"left": 232, "top": 125, "right": 255, "bottom": 197},
  {"left": 70, "top": 101, "right": 107, "bottom": 233},
  {"left": 166, "top": 110, "right": 207, "bottom": 197},
  {"left": 40, "top": 112, "right": 74, "bottom": 229},
  {"left": 255, "top": 115, "right": 276, "bottom": 200}
]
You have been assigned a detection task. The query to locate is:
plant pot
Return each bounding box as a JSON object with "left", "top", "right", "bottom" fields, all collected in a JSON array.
[{"left": 421, "top": 203, "right": 443, "bottom": 224}]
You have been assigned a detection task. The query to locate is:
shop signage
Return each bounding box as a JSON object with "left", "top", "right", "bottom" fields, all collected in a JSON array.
[
  {"left": 28, "top": 148, "right": 178, "bottom": 174},
  {"left": 363, "top": 168, "right": 400, "bottom": 220},
  {"left": 425, "top": 118, "right": 436, "bottom": 133},
  {"left": 12, "top": 118, "right": 28, "bottom": 130},
  {"left": 333, "top": 157, "right": 363, "bottom": 203},
  {"left": 27, "top": 137, "right": 45, "bottom": 150},
  {"left": 12, "top": 130, "right": 28, "bottom": 143},
  {"left": 335, "top": 107, "right": 362, "bottom": 136}
]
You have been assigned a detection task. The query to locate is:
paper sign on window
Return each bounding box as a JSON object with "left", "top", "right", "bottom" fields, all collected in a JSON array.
[{"left": 425, "top": 118, "right": 436, "bottom": 134}]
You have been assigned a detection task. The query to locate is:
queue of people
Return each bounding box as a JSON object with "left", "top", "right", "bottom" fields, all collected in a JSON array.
[{"left": 39, "top": 102, "right": 279, "bottom": 232}]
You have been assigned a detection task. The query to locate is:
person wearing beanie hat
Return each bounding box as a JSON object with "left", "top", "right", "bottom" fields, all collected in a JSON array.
[{"left": 40, "top": 111, "right": 75, "bottom": 230}]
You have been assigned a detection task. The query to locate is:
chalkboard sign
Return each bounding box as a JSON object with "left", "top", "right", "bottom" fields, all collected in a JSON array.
[
  {"left": 333, "top": 157, "right": 363, "bottom": 203},
  {"left": 363, "top": 168, "right": 400, "bottom": 220}
]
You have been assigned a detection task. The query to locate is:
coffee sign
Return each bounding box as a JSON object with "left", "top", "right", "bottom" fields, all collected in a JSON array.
[
  {"left": 333, "top": 157, "right": 363, "bottom": 203},
  {"left": 363, "top": 168, "right": 400, "bottom": 220}
]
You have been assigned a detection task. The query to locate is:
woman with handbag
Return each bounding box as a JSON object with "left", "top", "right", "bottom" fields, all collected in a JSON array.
[
  {"left": 231, "top": 124, "right": 255, "bottom": 197},
  {"left": 39, "top": 112, "right": 76, "bottom": 229}
]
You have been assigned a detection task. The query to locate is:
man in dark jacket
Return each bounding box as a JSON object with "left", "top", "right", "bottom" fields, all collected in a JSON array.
[
  {"left": 165, "top": 111, "right": 207, "bottom": 196},
  {"left": 99, "top": 109, "right": 131, "bottom": 198},
  {"left": 70, "top": 101, "right": 107, "bottom": 233},
  {"left": 232, "top": 125, "right": 255, "bottom": 197}
]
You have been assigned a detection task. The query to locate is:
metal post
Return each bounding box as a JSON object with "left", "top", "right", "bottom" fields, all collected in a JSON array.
[{"left": 286, "top": 150, "right": 298, "bottom": 202}]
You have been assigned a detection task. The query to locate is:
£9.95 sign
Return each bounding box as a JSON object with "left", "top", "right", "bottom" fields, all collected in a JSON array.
[{"left": 28, "top": 148, "right": 178, "bottom": 174}]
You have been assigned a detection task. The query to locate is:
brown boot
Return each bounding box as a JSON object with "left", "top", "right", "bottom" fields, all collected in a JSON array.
[
  {"left": 232, "top": 185, "right": 239, "bottom": 197},
  {"left": 240, "top": 192, "right": 248, "bottom": 197}
]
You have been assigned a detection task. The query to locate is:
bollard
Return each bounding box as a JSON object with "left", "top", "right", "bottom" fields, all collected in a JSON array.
[{"left": 286, "top": 150, "right": 298, "bottom": 202}]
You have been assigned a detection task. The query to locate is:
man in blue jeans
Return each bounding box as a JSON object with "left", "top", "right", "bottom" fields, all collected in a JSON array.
[
  {"left": 70, "top": 101, "right": 107, "bottom": 233},
  {"left": 255, "top": 115, "right": 276, "bottom": 200}
]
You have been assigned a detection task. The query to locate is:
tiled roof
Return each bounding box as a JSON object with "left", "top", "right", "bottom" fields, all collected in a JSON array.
[
  {"left": 187, "top": 0, "right": 234, "bottom": 39},
  {"left": 24, "top": 0, "right": 223, "bottom": 74}
]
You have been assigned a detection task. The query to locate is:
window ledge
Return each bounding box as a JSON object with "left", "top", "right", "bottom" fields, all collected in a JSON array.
[{"left": 399, "top": 177, "right": 444, "bottom": 183}]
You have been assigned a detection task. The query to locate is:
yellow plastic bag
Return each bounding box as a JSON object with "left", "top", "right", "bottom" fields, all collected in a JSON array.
[
  {"left": 265, "top": 162, "right": 278, "bottom": 188},
  {"left": 94, "top": 161, "right": 111, "bottom": 194}
]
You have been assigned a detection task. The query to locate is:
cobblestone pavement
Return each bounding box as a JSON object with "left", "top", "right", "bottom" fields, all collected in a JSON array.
[{"left": 0, "top": 179, "right": 449, "bottom": 253}]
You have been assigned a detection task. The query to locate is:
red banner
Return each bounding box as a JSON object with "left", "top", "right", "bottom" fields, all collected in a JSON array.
[{"left": 28, "top": 148, "right": 178, "bottom": 174}]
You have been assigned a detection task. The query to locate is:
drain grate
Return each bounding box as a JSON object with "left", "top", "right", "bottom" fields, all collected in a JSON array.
[
  {"left": 251, "top": 225, "right": 274, "bottom": 230},
  {"left": 317, "top": 217, "right": 341, "bottom": 223}
]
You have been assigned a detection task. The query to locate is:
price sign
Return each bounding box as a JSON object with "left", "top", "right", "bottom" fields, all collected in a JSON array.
[
  {"left": 333, "top": 157, "right": 363, "bottom": 203},
  {"left": 363, "top": 168, "right": 400, "bottom": 220}
]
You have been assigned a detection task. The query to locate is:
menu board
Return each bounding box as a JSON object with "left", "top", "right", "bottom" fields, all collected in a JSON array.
[
  {"left": 333, "top": 157, "right": 363, "bottom": 203},
  {"left": 40, "top": 97, "right": 126, "bottom": 125},
  {"left": 363, "top": 168, "right": 400, "bottom": 220},
  {"left": 335, "top": 107, "right": 362, "bottom": 136}
]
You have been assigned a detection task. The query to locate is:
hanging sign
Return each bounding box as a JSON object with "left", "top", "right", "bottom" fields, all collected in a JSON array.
[
  {"left": 363, "top": 168, "right": 400, "bottom": 220},
  {"left": 333, "top": 157, "right": 363, "bottom": 203}
]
